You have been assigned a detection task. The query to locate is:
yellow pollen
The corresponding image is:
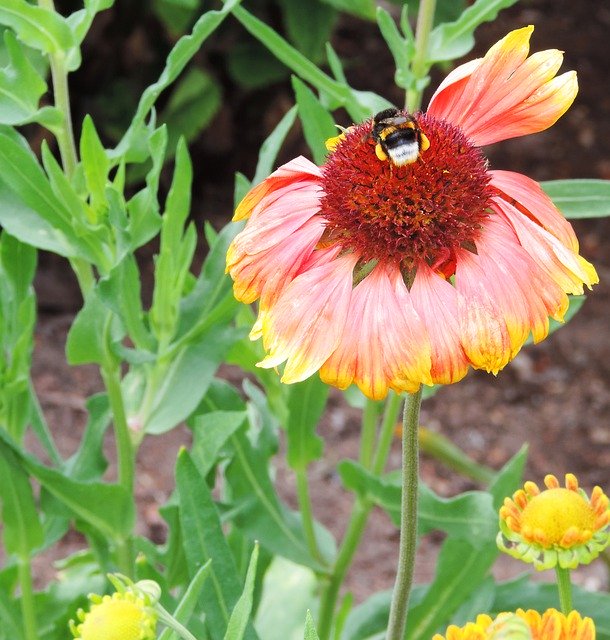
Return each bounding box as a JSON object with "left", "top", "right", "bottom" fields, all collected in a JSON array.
[{"left": 520, "top": 488, "right": 596, "bottom": 548}]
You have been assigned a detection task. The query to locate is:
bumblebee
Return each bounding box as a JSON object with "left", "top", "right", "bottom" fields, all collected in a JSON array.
[{"left": 372, "top": 108, "right": 430, "bottom": 166}]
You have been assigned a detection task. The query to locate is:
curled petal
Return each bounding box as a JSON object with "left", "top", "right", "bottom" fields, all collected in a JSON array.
[
  {"left": 410, "top": 263, "right": 469, "bottom": 385},
  {"left": 257, "top": 252, "right": 359, "bottom": 383},
  {"left": 234, "top": 156, "right": 322, "bottom": 221},
  {"left": 456, "top": 216, "right": 567, "bottom": 372},
  {"left": 320, "top": 264, "right": 432, "bottom": 399},
  {"left": 490, "top": 170, "right": 578, "bottom": 250},
  {"left": 428, "top": 26, "right": 578, "bottom": 146},
  {"left": 492, "top": 196, "right": 598, "bottom": 295}
]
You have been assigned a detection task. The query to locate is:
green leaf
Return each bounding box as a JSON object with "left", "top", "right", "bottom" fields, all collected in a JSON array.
[
  {"left": 144, "top": 325, "right": 239, "bottom": 435},
  {"left": 0, "top": 0, "right": 76, "bottom": 55},
  {"left": 285, "top": 377, "right": 328, "bottom": 471},
  {"left": 0, "top": 429, "right": 134, "bottom": 540},
  {"left": 541, "top": 179, "right": 610, "bottom": 219},
  {"left": 376, "top": 7, "right": 416, "bottom": 90},
  {"left": 252, "top": 105, "right": 297, "bottom": 186},
  {"left": 255, "top": 558, "right": 317, "bottom": 640},
  {"left": 80, "top": 114, "right": 110, "bottom": 216},
  {"left": 161, "top": 67, "right": 221, "bottom": 154},
  {"left": 282, "top": 0, "right": 336, "bottom": 62},
  {"left": 0, "top": 443, "right": 44, "bottom": 557},
  {"left": 0, "top": 229, "right": 36, "bottom": 303},
  {"left": 158, "top": 561, "right": 212, "bottom": 640},
  {"left": 292, "top": 76, "right": 337, "bottom": 165},
  {"left": 224, "top": 544, "right": 259, "bottom": 640},
  {"left": 190, "top": 410, "right": 248, "bottom": 477},
  {"left": 319, "top": 0, "right": 375, "bottom": 20},
  {"left": 176, "top": 449, "right": 256, "bottom": 640},
  {"left": 0, "top": 30, "right": 52, "bottom": 126},
  {"left": 68, "top": 0, "right": 114, "bottom": 46},
  {"left": 226, "top": 426, "right": 333, "bottom": 571},
  {"left": 304, "top": 610, "right": 320, "bottom": 640},
  {"left": 428, "top": 0, "right": 519, "bottom": 63},
  {"left": 113, "top": 0, "right": 240, "bottom": 160},
  {"left": 65, "top": 288, "right": 116, "bottom": 366}
]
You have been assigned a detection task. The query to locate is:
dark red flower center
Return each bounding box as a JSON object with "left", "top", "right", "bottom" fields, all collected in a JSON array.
[{"left": 319, "top": 112, "right": 492, "bottom": 276}]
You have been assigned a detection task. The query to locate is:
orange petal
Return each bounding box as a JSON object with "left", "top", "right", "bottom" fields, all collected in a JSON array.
[
  {"left": 319, "top": 264, "right": 432, "bottom": 399},
  {"left": 410, "top": 262, "right": 469, "bottom": 385},
  {"left": 257, "top": 252, "right": 358, "bottom": 383}
]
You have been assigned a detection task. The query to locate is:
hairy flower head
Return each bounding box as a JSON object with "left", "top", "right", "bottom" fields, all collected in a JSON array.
[
  {"left": 227, "top": 27, "right": 597, "bottom": 400},
  {"left": 498, "top": 474, "right": 610, "bottom": 569}
]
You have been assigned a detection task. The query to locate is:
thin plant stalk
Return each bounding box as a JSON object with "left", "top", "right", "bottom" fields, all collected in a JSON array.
[
  {"left": 317, "top": 393, "right": 404, "bottom": 640},
  {"left": 18, "top": 556, "right": 38, "bottom": 640},
  {"left": 386, "top": 388, "right": 423, "bottom": 640},
  {"left": 360, "top": 397, "right": 381, "bottom": 469},
  {"left": 555, "top": 566, "right": 573, "bottom": 614},
  {"left": 406, "top": 0, "right": 437, "bottom": 112},
  {"left": 296, "top": 467, "right": 324, "bottom": 564}
]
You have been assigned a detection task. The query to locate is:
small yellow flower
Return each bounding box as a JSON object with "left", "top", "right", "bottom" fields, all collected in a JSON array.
[
  {"left": 432, "top": 608, "right": 595, "bottom": 640},
  {"left": 498, "top": 474, "right": 610, "bottom": 570},
  {"left": 70, "top": 590, "right": 157, "bottom": 640}
]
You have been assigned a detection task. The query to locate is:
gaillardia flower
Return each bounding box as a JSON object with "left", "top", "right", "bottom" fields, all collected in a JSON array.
[
  {"left": 70, "top": 584, "right": 158, "bottom": 640},
  {"left": 498, "top": 474, "right": 610, "bottom": 570},
  {"left": 227, "top": 26, "right": 598, "bottom": 400},
  {"left": 432, "top": 609, "right": 595, "bottom": 640}
]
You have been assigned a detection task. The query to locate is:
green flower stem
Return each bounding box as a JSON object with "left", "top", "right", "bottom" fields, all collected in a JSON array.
[
  {"left": 406, "top": 0, "right": 437, "bottom": 112},
  {"left": 555, "top": 566, "right": 573, "bottom": 614},
  {"left": 37, "top": 0, "right": 78, "bottom": 178},
  {"left": 18, "top": 556, "right": 38, "bottom": 640},
  {"left": 371, "top": 391, "right": 404, "bottom": 475},
  {"left": 360, "top": 398, "right": 381, "bottom": 469},
  {"left": 100, "top": 357, "right": 135, "bottom": 574},
  {"left": 386, "top": 388, "right": 423, "bottom": 640},
  {"left": 317, "top": 499, "right": 372, "bottom": 640},
  {"left": 296, "top": 467, "right": 324, "bottom": 564}
]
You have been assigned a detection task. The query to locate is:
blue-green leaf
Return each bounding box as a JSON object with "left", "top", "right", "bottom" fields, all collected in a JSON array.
[{"left": 541, "top": 179, "right": 610, "bottom": 219}]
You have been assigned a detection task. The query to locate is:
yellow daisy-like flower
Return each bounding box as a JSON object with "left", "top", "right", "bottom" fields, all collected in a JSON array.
[
  {"left": 498, "top": 474, "right": 610, "bottom": 570},
  {"left": 433, "top": 608, "right": 595, "bottom": 640},
  {"left": 69, "top": 590, "right": 158, "bottom": 640}
]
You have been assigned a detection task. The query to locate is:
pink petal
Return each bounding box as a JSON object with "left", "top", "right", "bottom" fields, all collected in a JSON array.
[
  {"left": 455, "top": 216, "right": 567, "bottom": 372},
  {"left": 492, "top": 197, "right": 598, "bottom": 295},
  {"left": 410, "top": 263, "right": 469, "bottom": 385},
  {"left": 320, "top": 264, "right": 432, "bottom": 399},
  {"left": 234, "top": 156, "right": 322, "bottom": 221},
  {"left": 490, "top": 170, "right": 578, "bottom": 250},
  {"left": 427, "top": 27, "right": 578, "bottom": 147},
  {"left": 257, "top": 252, "right": 359, "bottom": 384}
]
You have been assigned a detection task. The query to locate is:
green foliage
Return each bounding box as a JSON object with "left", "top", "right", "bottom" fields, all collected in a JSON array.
[{"left": 542, "top": 179, "right": 610, "bottom": 219}]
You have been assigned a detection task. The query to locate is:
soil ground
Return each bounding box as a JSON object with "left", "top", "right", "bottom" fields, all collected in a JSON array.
[{"left": 26, "top": 0, "right": 610, "bottom": 604}]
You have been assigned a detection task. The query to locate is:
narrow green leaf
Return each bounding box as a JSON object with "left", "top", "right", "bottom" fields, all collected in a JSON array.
[
  {"left": 113, "top": 0, "right": 240, "bottom": 160},
  {"left": 282, "top": 0, "right": 336, "bottom": 62},
  {"left": 158, "top": 561, "right": 212, "bottom": 640},
  {"left": 285, "top": 377, "right": 328, "bottom": 471},
  {"left": 0, "top": 30, "right": 48, "bottom": 125},
  {"left": 325, "top": 43, "right": 347, "bottom": 84},
  {"left": 0, "top": 444, "right": 44, "bottom": 556},
  {"left": 0, "top": 0, "right": 76, "bottom": 54},
  {"left": 319, "top": 0, "right": 375, "bottom": 20},
  {"left": 224, "top": 544, "right": 259, "bottom": 640},
  {"left": 144, "top": 325, "right": 238, "bottom": 435},
  {"left": 176, "top": 449, "right": 253, "bottom": 640},
  {"left": 541, "top": 179, "right": 610, "bottom": 219},
  {"left": 252, "top": 105, "right": 297, "bottom": 186},
  {"left": 68, "top": 0, "right": 114, "bottom": 45},
  {"left": 0, "top": 229, "right": 36, "bottom": 301},
  {"left": 292, "top": 76, "right": 337, "bottom": 165},
  {"left": 190, "top": 410, "right": 248, "bottom": 477},
  {"left": 428, "top": 0, "right": 519, "bottom": 63},
  {"left": 0, "top": 429, "right": 134, "bottom": 539},
  {"left": 304, "top": 610, "right": 320, "bottom": 640},
  {"left": 80, "top": 114, "right": 110, "bottom": 216},
  {"left": 376, "top": 7, "right": 415, "bottom": 90}
]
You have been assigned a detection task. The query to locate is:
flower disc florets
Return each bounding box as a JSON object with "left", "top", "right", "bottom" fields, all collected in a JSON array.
[
  {"left": 320, "top": 112, "right": 492, "bottom": 275},
  {"left": 498, "top": 474, "right": 610, "bottom": 570},
  {"left": 432, "top": 608, "right": 595, "bottom": 640},
  {"left": 69, "top": 576, "right": 159, "bottom": 640}
]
